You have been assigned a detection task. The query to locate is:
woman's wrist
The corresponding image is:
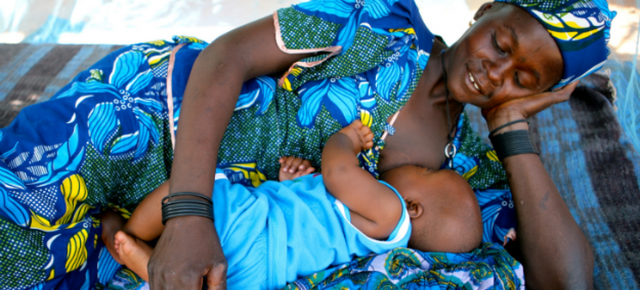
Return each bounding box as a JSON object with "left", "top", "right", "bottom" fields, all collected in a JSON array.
[
  {"left": 485, "top": 110, "right": 537, "bottom": 161},
  {"left": 489, "top": 130, "right": 538, "bottom": 161},
  {"left": 487, "top": 115, "right": 530, "bottom": 135}
]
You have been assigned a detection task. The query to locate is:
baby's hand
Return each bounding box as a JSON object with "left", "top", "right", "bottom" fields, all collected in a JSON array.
[
  {"left": 338, "top": 120, "right": 374, "bottom": 154},
  {"left": 278, "top": 156, "right": 315, "bottom": 181}
]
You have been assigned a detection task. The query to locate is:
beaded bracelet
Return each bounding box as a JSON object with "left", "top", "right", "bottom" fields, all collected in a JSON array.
[
  {"left": 489, "top": 129, "right": 538, "bottom": 161},
  {"left": 161, "top": 192, "right": 214, "bottom": 225}
]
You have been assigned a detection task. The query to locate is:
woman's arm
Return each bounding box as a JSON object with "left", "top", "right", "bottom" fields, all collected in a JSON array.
[
  {"left": 483, "top": 82, "right": 594, "bottom": 289},
  {"left": 148, "top": 15, "right": 315, "bottom": 289},
  {"left": 322, "top": 121, "right": 403, "bottom": 240}
]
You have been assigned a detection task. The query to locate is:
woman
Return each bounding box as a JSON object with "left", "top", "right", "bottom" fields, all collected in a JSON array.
[{"left": 0, "top": 0, "right": 613, "bottom": 289}]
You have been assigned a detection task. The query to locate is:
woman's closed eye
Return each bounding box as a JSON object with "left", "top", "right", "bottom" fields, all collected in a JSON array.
[
  {"left": 492, "top": 32, "right": 506, "bottom": 55},
  {"left": 514, "top": 71, "right": 526, "bottom": 89}
]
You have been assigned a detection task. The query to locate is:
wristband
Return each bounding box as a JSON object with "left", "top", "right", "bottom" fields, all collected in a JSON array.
[
  {"left": 161, "top": 192, "right": 214, "bottom": 225},
  {"left": 489, "top": 119, "right": 529, "bottom": 138},
  {"left": 489, "top": 130, "right": 538, "bottom": 161}
]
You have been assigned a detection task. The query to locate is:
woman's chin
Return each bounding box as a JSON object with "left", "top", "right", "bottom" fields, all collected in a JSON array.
[{"left": 450, "top": 91, "right": 492, "bottom": 109}]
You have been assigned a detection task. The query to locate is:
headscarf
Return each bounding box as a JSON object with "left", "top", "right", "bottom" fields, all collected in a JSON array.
[{"left": 493, "top": 0, "right": 616, "bottom": 89}]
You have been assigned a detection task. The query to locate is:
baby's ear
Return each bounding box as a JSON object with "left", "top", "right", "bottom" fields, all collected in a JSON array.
[{"left": 405, "top": 199, "right": 424, "bottom": 219}]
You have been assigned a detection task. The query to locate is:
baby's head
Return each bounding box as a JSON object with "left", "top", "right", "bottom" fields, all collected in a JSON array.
[{"left": 381, "top": 166, "right": 482, "bottom": 253}]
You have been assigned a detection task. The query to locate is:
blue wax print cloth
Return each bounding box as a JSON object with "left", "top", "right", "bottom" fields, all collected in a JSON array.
[
  {"left": 284, "top": 243, "right": 524, "bottom": 290},
  {"left": 0, "top": 39, "right": 183, "bottom": 289},
  {"left": 0, "top": 0, "right": 522, "bottom": 286},
  {"left": 494, "top": 0, "right": 616, "bottom": 89},
  {"left": 211, "top": 170, "right": 410, "bottom": 289}
]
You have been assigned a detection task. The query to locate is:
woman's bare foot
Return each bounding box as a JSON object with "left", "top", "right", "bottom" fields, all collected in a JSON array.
[
  {"left": 101, "top": 210, "right": 126, "bottom": 264},
  {"left": 114, "top": 231, "right": 152, "bottom": 282}
]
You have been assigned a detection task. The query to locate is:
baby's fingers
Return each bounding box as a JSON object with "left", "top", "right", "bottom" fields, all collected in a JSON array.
[
  {"left": 298, "top": 159, "right": 313, "bottom": 171},
  {"left": 293, "top": 165, "right": 315, "bottom": 178},
  {"left": 362, "top": 130, "right": 374, "bottom": 149},
  {"left": 286, "top": 157, "right": 305, "bottom": 174},
  {"left": 281, "top": 156, "right": 297, "bottom": 173}
]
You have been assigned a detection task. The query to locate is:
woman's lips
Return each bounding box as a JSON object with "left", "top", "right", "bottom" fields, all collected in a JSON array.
[{"left": 468, "top": 69, "right": 482, "bottom": 95}]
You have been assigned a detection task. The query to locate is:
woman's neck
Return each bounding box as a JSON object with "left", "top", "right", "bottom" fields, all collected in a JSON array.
[{"left": 410, "top": 40, "right": 465, "bottom": 120}]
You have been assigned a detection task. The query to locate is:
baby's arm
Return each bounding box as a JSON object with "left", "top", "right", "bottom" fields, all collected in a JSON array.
[{"left": 322, "top": 120, "right": 402, "bottom": 240}]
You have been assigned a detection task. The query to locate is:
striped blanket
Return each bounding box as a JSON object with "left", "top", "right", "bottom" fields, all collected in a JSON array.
[{"left": 0, "top": 43, "right": 638, "bottom": 289}]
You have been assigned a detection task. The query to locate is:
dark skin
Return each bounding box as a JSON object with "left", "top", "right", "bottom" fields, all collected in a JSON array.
[{"left": 147, "top": 2, "right": 593, "bottom": 289}]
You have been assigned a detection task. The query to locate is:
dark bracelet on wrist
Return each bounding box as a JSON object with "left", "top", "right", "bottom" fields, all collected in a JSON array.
[
  {"left": 489, "top": 129, "right": 538, "bottom": 161},
  {"left": 489, "top": 119, "right": 529, "bottom": 138},
  {"left": 161, "top": 192, "right": 214, "bottom": 225}
]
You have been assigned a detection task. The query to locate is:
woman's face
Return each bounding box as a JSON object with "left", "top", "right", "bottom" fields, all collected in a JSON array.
[{"left": 445, "top": 3, "right": 563, "bottom": 109}]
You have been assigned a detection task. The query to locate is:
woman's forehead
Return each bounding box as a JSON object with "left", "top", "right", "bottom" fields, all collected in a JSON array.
[
  {"left": 489, "top": 5, "right": 564, "bottom": 86},
  {"left": 491, "top": 0, "right": 615, "bottom": 88}
]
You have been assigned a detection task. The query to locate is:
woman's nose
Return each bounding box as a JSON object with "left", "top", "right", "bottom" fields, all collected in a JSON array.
[{"left": 484, "top": 58, "right": 513, "bottom": 87}]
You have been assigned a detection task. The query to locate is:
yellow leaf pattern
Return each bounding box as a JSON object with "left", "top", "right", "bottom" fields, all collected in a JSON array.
[
  {"left": 462, "top": 166, "right": 478, "bottom": 181},
  {"left": 30, "top": 211, "right": 63, "bottom": 232},
  {"left": 486, "top": 150, "right": 500, "bottom": 163},
  {"left": 360, "top": 109, "right": 373, "bottom": 127},
  {"left": 57, "top": 174, "right": 88, "bottom": 225},
  {"left": 47, "top": 269, "right": 55, "bottom": 281},
  {"left": 220, "top": 162, "right": 267, "bottom": 187},
  {"left": 65, "top": 229, "right": 89, "bottom": 272}
]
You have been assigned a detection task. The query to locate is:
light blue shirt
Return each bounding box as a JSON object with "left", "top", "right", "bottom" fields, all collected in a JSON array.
[{"left": 211, "top": 169, "right": 411, "bottom": 289}]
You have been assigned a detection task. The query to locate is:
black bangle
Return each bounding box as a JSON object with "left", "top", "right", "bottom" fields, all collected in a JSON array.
[
  {"left": 489, "top": 130, "right": 538, "bottom": 161},
  {"left": 489, "top": 119, "right": 529, "bottom": 138},
  {"left": 161, "top": 192, "right": 214, "bottom": 225},
  {"left": 162, "top": 192, "right": 213, "bottom": 204}
]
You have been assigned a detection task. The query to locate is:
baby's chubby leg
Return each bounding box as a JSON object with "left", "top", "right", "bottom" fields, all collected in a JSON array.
[{"left": 122, "top": 181, "right": 169, "bottom": 240}]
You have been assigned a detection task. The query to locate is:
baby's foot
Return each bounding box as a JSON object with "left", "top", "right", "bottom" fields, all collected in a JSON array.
[
  {"left": 100, "top": 210, "right": 126, "bottom": 264},
  {"left": 114, "top": 231, "right": 152, "bottom": 282}
]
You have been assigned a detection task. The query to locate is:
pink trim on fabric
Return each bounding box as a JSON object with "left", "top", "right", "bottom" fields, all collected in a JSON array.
[
  {"left": 380, "top": 110, "right": 401, "bottom": 141},
  {"left": 273, "top": 11, "right": 343, "bottom": 87},
  {"left": 167, "top": 43, "right": 186, "bottom": 150}
]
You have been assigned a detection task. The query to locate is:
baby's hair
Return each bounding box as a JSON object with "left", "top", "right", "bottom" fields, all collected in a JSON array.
[{"left": 407, "top": 170, "right": 483, "bottom": 253}]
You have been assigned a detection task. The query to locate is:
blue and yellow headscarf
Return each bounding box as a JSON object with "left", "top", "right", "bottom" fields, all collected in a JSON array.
[{"left": 494, "top": 0, "right": 616, "bottom": 89}]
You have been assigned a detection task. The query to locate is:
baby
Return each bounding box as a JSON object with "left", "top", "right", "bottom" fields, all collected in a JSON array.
[{"left": 101, "top": 120, "right": 482, "bottom": 289}]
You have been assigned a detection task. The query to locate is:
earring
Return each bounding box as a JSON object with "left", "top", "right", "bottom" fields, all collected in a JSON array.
[{"left": 469, "top": 19, "right": 476, "bottom": 27}]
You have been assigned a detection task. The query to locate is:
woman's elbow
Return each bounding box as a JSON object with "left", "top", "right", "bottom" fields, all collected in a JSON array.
[
  {"left": 548, "top": 234, "right": 595, "bottom": 290},
  {"left": 564, "top": 237, "right": 594, "bottom": 290}
]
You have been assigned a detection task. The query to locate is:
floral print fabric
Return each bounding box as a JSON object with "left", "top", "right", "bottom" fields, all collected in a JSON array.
[
  {"left": 495, "top": 0, "right": 616, "bottom": 89},
  {"left": 0, "top": 38, "right": 181, "bottom": 289},
  {"left": 285, "top": 244, "right": 524, "bottom": 290},
  {"left": 0, "top": 0, "right": 521, "bottom": 288}
]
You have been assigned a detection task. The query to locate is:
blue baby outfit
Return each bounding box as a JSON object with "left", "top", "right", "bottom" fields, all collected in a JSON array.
[{"left": 211, "top": 169, "right": 410, "bottom": 289}]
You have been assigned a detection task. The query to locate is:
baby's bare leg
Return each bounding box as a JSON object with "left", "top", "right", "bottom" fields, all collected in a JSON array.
[
  {"left": 101, "top": 181, "right": 169, "bottom": 263},
  {"left": 122, "top": 181, "right": 169, "bottom": 241}
]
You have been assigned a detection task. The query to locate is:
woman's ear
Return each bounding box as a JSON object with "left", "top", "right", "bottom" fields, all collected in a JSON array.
[
  {"left": 474, "top": 3, "right": 495, "bottom": 21},
  {"left": 405, "top": 199, "right": 424, "bottom": 219}
]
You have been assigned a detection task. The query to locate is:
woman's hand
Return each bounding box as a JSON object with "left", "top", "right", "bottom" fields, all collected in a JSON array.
[
  {"left": 148, "top": 15, "right": 316, "bottom": 289},
  {"left": 479, "top": 80, "right": 594, "bottom": 289},
  {"left": 481, "top": 82, "right": 578, "bottom": 132},
  {"left": 148, "top": 216, "right": 227, "bottom": 289},
  {"left": 279, "top": 157, "right": 315, "bottom": 181}
]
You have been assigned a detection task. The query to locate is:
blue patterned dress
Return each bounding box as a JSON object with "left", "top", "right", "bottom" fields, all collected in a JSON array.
[{"left": 0, "top": 0, "right": 521, "bottom": 289}]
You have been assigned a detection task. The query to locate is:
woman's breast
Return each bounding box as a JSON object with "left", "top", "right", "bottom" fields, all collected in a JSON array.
[{"left": 377, "top": 109, "right": 450, "bottom": 173}]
